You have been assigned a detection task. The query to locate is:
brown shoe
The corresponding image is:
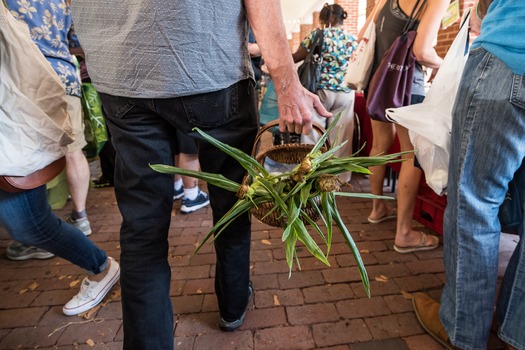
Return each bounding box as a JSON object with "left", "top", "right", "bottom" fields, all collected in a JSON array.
[{"left": 412, "top": 292, "right": 461, "bottom": 350}]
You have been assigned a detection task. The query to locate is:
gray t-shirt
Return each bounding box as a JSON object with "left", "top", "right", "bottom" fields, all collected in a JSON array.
[{"left": 71, "top": 0, "right": 254, "bottom": 98}]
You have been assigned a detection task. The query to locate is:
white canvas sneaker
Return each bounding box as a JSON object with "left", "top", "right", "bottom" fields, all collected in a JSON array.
[{"left": 62, "top": 257, "right": 120, "bottom": 316}]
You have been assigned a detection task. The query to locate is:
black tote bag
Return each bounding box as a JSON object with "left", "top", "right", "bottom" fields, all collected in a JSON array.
[{"left": 297, "top": 28, "right": 324, "bottom": 93}]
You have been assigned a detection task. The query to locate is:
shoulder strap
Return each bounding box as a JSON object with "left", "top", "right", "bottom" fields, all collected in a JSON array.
[
  {"left": 312, "top": 28, "right": 324, "bottom": 54},
  {"left": 305, "top": 28, "right": 323, "bottom": 57},
  {"left": 403, "top": 0, "right": 428, "bottom": 33}
]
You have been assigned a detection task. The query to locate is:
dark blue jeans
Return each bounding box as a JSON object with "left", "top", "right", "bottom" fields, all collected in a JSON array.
[
  {"left": 99, "top": 79, "right": 258, "bottom": 350},
  {"left": 0, "top": 186, "right": 107, "bottom": 274}
]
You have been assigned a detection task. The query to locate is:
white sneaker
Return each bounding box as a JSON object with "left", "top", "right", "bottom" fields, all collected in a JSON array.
[{"left": 62, "top": 257, "right": 120, "bottom": 316}]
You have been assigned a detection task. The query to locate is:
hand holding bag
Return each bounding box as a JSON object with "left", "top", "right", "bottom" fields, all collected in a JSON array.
[
  {"left": 297, "top": 28, "right": 324, "bottom": 93},
  {"left": 366, "top": 0, "right": 427, "bottom": 122},
  {"left": 0, "top": 4, "right": 73, "bottom": 191},
  {"left": 385, "top": 13, "right": 470, "bottom": 195},
  {"left": 343, "top": 5, "right": 379, "bottom": 91}
]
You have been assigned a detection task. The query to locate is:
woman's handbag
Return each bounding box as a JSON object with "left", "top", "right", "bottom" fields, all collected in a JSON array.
[
  {"left": 366, "top": 0, "right": 427, "bottom": 122},
  {"left": 297, "top": 28, "right": 324, "bottom": 93},
  {"left": 343, "top": 5, "right": 379, "bottom": 91},
  {"left": 0, "top": 4, "right": 74, "bottom": 178},
  {"left": 385, "top": 13, "right": 470, "bottom": 195},
  {"left": 0, "top": 157, "right": 66, "bottom": 193}
]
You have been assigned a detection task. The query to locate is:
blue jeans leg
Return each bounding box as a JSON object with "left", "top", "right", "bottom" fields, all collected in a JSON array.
[
  {"left": 0, "top": 186, "right": 107, "bottom": 274},
  {"left": 99, "top": 79, "right": 258, "bottom": 349},
  {"left": 440, "top": 47, "right": 525, "bottom": 349}
]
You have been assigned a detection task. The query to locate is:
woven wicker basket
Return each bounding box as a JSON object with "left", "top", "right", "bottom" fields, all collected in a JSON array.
[{"left": 248, "top": 121, "right": 330, "bottom": 227}]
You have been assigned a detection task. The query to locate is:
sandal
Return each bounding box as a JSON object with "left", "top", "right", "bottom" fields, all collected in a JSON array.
[
  {"left": 367, "top": 211, "right": 396, "bottom": 224},
  {"left": 394, "top": 232, "right": 439, "bottom": 254}
]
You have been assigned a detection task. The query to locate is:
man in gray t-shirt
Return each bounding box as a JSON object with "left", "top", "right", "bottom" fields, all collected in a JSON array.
[{"left": 72, "top": 1, "right": 330, "bottom": 348}]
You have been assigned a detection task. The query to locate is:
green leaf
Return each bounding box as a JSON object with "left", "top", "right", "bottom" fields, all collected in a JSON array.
[
  {"left": 285, "top": 233, "right": 298, "bottom": 272},
  {"left": 150, "top": 164, "right": 241, "bottom": 193},
  {"left": 334, "top": 192, "right": 395, "bottom": 200},
  {"left": 300, "top": 209, "right": 328, "bottom": 246},
  {"left": 193, "top": 127, "right": 268, "bottom": 178},
  {"left": 309, "top": 112, "right": 342, "bottom": 155},
  {"left": 193, "top": 197, "right": 261, "bottom": 255},
  {"left": 300, "top": 181, "right": 313, "bottom": 206},
  {"left": 320, "top": 192, "right": 333, "bottom": 254},
  {"left": 329, "top": 195, "right": 370, "bottom": 297},
  {"left": 294, "top": 220, "right": 330, "bottom": 266}
]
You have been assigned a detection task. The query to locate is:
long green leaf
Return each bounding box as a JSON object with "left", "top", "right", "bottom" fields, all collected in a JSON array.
[
  {"left": 285, "top": 233, "right": 298, "bottom": 273},
  {"left": 193, "top": 127, "right": 268, "bottom": 178},
  {"left": 309, "top": 112, "right": 342, "bottom": 155},
  {"left": 294, "top": 220, "right": 330, "bottom": 266},
  {"left": 193, "top": 198, "right": 260, "bottom": 255},
  {"left": 329, "top": 194, "right": 370, "bottom": 297},
  {"left": 300, "top": 209, "right": 328, "bottom": 246},
  {"left": 334, "top": 192, "right": 395, "bottom": 200},
  {"left": 150, "top": 164, "right": 240, "bottom": 193},
  {"left": 320, "top": 192, "right": 333, "bottom": 255}
]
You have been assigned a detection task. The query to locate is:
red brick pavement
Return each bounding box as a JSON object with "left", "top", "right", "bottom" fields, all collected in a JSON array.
[{"left": 0, "top": 174, "right": 509, "bottom": 349}]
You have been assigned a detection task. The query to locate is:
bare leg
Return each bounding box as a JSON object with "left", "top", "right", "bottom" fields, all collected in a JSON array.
[
  {"left": 178, "top": 153, "right": 200, "bottom": 190},
  {"left": 368, "top": 120, "right": 396, "bottom": 221},
  {"left": 393, "top": 125, "right": 438, "bottom": 248},
  {"left": 65, "top": 149, "right": 90, "bottom": 214}
]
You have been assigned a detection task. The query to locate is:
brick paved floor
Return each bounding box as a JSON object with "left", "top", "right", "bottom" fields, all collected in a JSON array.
[{"left": 0, "top": 171, "right": 517, "bottom": 349}]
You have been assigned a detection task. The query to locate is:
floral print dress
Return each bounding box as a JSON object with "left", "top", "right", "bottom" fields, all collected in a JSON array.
[
  {"left": 6, "top": 0, "right": 81, "bottom": 97},
  {"left": 301, "top": 27, "right": 357, "bottom": 93}
]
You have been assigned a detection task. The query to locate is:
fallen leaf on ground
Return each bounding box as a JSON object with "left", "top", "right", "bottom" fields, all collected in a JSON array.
[
  {"left": 86, "top": 339, "right": 95, "bottom": 347},
  {"left": 359, "top": 249, "right": 370, "bottom": 254},
  {"left": 375, "top": 275, "right": 388, "bottom": 282},
  {"left": 261, "top": 239, "right": 272, "bottom": 245},
  {"left": 69, "top": 280, "right": 80, "bottom": 288},
  {"left": 28, "top": 282, "right": 39, "bottom": 291},
  {"left": 273, "top": 295, "right": 280, "bottom": 306}
]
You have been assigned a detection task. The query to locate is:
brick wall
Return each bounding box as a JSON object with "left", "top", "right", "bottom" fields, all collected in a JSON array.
[
  {"left": 300, "top": 24, "right": 314, "bottom": 42},
  {"left": 312, "top": 11, "right": 321, "bottom": 29},
  {"left": 289, "top": 31, "right": 302, "bottom": 52},
  {"left": 335, "top": 0, "right": 360, "bottom": 35}
]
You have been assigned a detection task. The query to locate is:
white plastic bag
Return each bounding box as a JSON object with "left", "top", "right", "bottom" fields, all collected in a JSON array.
[
  {"left": 385, "top": 13, "right": 470, "bottom": 195},
  {"left": 0, "top": 5, "right": 74, "bottom": 176},
  {"left": 343, "top": 14, "right": 376, "bottom": 91}
]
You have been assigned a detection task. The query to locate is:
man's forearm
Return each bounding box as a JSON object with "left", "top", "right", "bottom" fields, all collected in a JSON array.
[{"left": 243, "top": 0, "right": 298, "bottom": 89}]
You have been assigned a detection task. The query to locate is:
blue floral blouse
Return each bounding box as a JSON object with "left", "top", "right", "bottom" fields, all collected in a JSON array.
[
  {"left": 6, "top": 0, "right": 81, "bottom": 97},
  {"left": 301, "top": 27, "right": 357, "bottom": 93}
]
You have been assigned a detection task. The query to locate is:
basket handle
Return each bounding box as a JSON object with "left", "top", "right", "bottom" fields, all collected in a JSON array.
[{"left": 251, "top": 120, "right": 331, "bottom": 157}]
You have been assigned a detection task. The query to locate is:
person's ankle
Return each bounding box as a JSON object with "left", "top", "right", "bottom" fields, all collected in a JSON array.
[
  {"left": 89, "top": 258, "right": 111, "bottom": 282},
  {"left": 71, "top": 209, "right": 87, "bottom": 221}
]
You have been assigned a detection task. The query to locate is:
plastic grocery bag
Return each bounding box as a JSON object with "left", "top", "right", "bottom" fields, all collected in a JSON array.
[
  {"left": 81, "top": 82, "right": 108, "bottom": 158},
  {"left": 385, "top": 13, "right": 470, "bottom": 195}
]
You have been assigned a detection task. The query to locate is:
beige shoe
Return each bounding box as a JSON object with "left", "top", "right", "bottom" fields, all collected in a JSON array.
[{"left": 412, "top": 292, "right": 460, "bottom": 350}]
